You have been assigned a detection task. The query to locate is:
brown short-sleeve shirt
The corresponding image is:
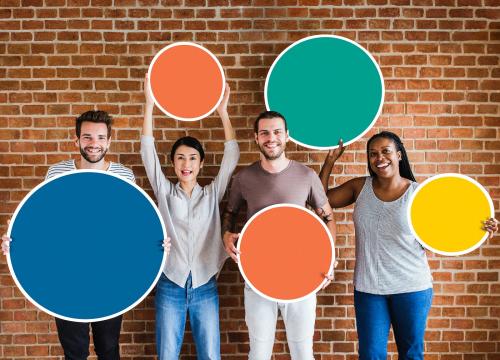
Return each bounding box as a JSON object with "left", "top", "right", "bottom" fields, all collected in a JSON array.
[{"left": 226, "top": 160, "right": 328, "bottom": 221}]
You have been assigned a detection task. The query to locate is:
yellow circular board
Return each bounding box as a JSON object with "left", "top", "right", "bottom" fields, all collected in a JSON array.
[{"left": 408, "top": 173, "right": 494, "bottom": 256}]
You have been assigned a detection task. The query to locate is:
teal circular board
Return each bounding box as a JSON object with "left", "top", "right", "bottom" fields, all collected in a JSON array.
[
  {"left": 7, "top": 170, "right": 166, "bottom": 322},
  {"left": 265, "top": 35, "right": 384, "bottom": 149}
]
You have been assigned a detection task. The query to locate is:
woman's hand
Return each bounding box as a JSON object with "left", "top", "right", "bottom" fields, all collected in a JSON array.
[
  {"left": 484, "top": 218, "right": 498, "bottom": 239},
  {"left": 144, "top": 74, "right": 155, "bottom": 108},
  {"left": 216, "top": 83, "right": 235, "bottom": 141},
  {"left": 319, "top": 138, "right": 346, "bottom": 193},
  {"left": 325, "top": 139, "right": 346, "bottom": 164},
  {"left": 216, "top": 82, "right": 230, "bottom": 117},
  {"left": 142, "top": 74, "right": 155, "bottom": 136}
]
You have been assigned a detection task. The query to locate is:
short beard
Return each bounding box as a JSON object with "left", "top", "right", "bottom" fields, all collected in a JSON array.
[
  {"left": 80, "top": 146, "right": 107, "bottom": 164},
  {"left": 258, "top": 143, "right": 284, "bottom": 161}
]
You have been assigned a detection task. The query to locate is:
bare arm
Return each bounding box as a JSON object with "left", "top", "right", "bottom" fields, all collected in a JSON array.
[
  {"left": 319, "top": 151, "right": 336, "bottom": 191},
  {"left": 315, "top": 202, "right": 336, "bottom": 289},
  {"left": 221, "top": 208, "right": 238, "bottom": 235},
  {"left": 216, "top": 83, "right": 235, "bottom": 141},
  {"left": 221, "top": 209, "right": 240, "bottom": 262},
  {"left": 319, "top": 141, "right": 361, "bottom": 208},
  {"left": 319, "top": 139, "right": 345, "bottom": 191},
  {"left": 140, "top": 74, "right": 172, "bottom": 196},
  {"left": 316, "top": 202, "right": 336, "bottom": 254},
  {"left": 326, "top": 178, "right": 364, "bottom": 209},
  {"left": 221, "top": 174, "right": 244, "bottom": 262}
]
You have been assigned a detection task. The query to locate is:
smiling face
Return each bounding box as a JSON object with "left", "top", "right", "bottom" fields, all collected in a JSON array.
[
  {"left": 75, "top": 121, "right": 111, "bottom": 164},
  {"left": 255, "top": 117, "right": 289, "bottom": 161},
  {"left": 173, "top": 145, "right": 203, "bottom": 183},
  {"left": 368, "top": 137, "right": 402, "bottom": 179}
]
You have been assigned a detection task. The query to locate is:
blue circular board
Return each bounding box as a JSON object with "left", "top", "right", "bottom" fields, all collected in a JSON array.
[{"left": 7, "top": 170, "right": 166, "bottom": 322}]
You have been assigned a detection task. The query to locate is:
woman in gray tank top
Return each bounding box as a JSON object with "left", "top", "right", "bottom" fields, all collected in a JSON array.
[{"left": 319, "top": 131, "right": 497, "bottom": 360}]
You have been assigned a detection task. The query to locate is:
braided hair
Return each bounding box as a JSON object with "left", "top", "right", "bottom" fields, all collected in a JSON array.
[{"left": 366, "top": 131, "right": 416, "bottom": 182}]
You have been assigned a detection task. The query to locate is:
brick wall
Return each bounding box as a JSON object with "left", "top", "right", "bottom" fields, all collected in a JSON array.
[{"left": 0, "top": 0, "right": 499, "bottom": 359}]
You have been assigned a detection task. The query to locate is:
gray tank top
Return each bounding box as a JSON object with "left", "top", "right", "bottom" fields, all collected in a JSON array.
[{"left": 353, "top": 177, "right": 433, "bottom": 295}]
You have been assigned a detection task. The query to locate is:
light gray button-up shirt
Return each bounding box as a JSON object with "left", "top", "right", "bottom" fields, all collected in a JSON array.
[{"left": 141, "top": 135, "right": 239, "bottom": 289}]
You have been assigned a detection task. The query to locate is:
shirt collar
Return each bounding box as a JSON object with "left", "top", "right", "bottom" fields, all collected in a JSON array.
[{"left": 175, "top": 181, "right": 202, "bottom": 198}]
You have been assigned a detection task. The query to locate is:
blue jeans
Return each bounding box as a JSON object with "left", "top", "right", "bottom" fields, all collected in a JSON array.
[
  {"left": 155, "top": 273, "right": 220, "bottom": 360},
  {"left": 354, "top": 288, "right": 433, "bottom": 360}
]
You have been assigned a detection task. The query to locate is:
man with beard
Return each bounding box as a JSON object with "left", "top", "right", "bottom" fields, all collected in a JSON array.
[
  {"left": 2, "top": 110, "right": 134, "bottom": 360},
  {"left": 46, "top": 110, "right": 133, "bottom": 179},
  {"left": 222, "top": 110, "right": 336, "bottom": 360}
]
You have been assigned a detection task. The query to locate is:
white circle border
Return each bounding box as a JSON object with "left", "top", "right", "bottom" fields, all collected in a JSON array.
[
  {"left": 7, "top": 169, "right": 168, "bottom": 322},
  {"left": 147, "top": 42, "right": 225, "bottom": 122},
  {"left": 264, "top": 34, "right": 385, "bottom": 150},
  {"left": 407, "top": 173, "right": 495, "bottom": 257},
  {"left": 237, "top": 203, "right": 335, "bottom": 303}
]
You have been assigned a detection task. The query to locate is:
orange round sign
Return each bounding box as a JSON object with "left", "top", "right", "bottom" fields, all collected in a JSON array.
[
  {"left": 238, "top": 204, "right": 334, "bottom": 302},
  {"left": 148, "top": 42, "right": 225, "bottom": 121}
]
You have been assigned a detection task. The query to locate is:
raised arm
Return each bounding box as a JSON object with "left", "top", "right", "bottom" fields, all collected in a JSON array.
[
  {"left": 143, "top": 74, "right": 154, "bottom": 137},
  {"left": 216, "top": 83, "right": 235, "bottom": 141},
  {"left": 319, "top": 139, "right": 345, "bottom": 191},
  {"left": 212, "top": 83, "right": 240, "bottom": 201},
  {"left": 319, "top": 140, "right": 361, "bottom": 208},
  {"left": 141, "top": 74, "right": 171, "bottom": 196}
]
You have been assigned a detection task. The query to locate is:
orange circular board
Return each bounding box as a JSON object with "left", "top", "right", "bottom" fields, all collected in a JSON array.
[
  {"left": 238, "top": 204, "right": 334, "bottom": 302},
  {"left": 148, "top": 42, "right": 225, "bottom": 121}
]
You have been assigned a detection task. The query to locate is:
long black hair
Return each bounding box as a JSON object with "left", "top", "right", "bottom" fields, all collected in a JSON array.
[{"left": 366, "top": 131, "right": 416, "bottom": 182}]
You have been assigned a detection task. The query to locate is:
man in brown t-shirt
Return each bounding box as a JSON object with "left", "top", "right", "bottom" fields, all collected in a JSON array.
[{"left": 222, "top": 110, "right": 336, "bottom": 360}]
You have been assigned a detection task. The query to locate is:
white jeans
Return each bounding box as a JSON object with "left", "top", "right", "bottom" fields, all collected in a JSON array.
[{"left": 244, "top": 284, "right": 316, "bottom": 360}]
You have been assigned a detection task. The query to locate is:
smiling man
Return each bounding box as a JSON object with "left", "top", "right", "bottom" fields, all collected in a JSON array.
[
  {"left": 37, "top": 111, "right": 134, "bottom": 360},
  {"left": 3, "top": 110, "right": 134, "bottom": 360},
  {"left": 222, "top": 110, "right": 336, "bottom": 360},
  {"left": 46, "top": 110, "right": 133, "bottom": 179}
]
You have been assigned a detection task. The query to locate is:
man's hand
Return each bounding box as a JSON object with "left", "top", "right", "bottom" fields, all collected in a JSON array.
[
  {"left": 2, "top": 219, "right": 11, "bottom": 256},
  {"left": 162, "top": 237, "right": 171, "bottom": 258},
  {"left": 322, "top": 271, "right": 334, "bottom": 290},
  {"left": 223, "top": 231, "right": 240, "bottom": 262},
  {"left": 1, "top": 235, "right": 11, "bottom": 256}
]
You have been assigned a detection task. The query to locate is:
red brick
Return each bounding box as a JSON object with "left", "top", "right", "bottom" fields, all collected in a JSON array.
[{"left": 0, "top": 4, "right": 499, "bottom": 359}]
